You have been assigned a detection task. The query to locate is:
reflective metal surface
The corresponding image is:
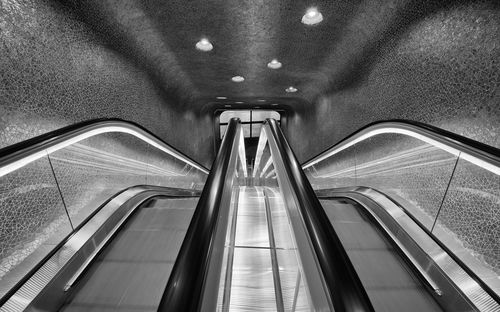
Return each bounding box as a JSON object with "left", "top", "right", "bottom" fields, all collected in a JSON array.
[{"left": 217, "top": 186, "right": 312, "bottom": 312}]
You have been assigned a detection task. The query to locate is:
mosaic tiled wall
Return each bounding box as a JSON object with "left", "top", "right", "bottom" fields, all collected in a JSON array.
[
  {"left": 285, "top": 1, "right": 499, "bottom": 163},
  {"left": 304, "top": 133, "right": 500, "bottom": 294},
  {"left": 0, "top": 0, "right": 214, "bottom": 168},
  {"left": 0, "top": 131, "right": 207, "bottom": 299}
]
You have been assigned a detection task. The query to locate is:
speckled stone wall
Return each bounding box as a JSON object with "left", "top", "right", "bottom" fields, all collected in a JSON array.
[
  {"left": 285, "top": 1, "right": 499, "bottom": 162},
  {"left": 0, "top": 0, "right": 214, "bottom": 168}
]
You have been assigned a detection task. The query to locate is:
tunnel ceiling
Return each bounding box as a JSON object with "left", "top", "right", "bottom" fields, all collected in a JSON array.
[{"left": 63, "top": 0, "right": 475, "bottom": 112}]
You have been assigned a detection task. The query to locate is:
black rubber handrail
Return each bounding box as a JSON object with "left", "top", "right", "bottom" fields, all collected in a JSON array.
[
  {"left": 158, "top": 118, "right": 241, "bottom": 311},
  {"left": 265, "top": 118, "right": 375, "bottom": 312},
  {"left": 0, "top": 118, "right": 209, "bottom": 173},
  {"left": 302, "top": 119, "right": 500, "bottom": 168}
]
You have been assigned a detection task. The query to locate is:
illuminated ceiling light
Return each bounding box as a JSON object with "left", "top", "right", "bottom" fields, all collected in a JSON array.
[
  {"left": 258, "top": 99, "right": 266, "bottom": 102},
  {"left": 235, "top": 101, "right": 244, "bottom": 104},
  {"left": 285, "top": 86, "right": 298, "bottom": 93},
  {"left": 271, "top": 103, "right": 279, "bottom": 106},
  {"left": 267, "top": 59, "right": 282, "bottom": 69},
  {"left": 216, "top": 96, "right": 227, "bottom": 99},
  {"left": 224, "top": 105, "right": 232, "bottom": 107},
  {"left": 195, "top": 38, "right": 213, "bottom": 51},
  {"left": 302, "top": 7, "right": 323, "bottom": 25},
  {"left": 232, "top": 76, "right": 245, "bottom": 82}
]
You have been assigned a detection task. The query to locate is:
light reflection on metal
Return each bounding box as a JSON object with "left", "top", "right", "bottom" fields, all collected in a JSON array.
[
  {"left": 0, "top": 124, "right": 209, "bottom": 178},
  {"left": 238, "top": 129, "right": 248, "bottom": 178},
  {"left": 265, "top": 169, "right": 275, "bottom": 179},
  {"left": 253, "top": 130, "right": 268, "bottom": 177},
  {"left": 260, "top": 157, "right": 273, "bottom": 178},
  {"left": 302, "top": 124, "right": 500, "bottom": 176}
]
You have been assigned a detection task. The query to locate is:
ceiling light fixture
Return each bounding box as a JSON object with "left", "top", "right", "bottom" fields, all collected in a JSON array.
[
  {"left": 271, "top": 103, "right": 279, "bottom": 106},
  {"left": 258, "top": 99, "right": 266, "bottom": 102},
  {"left": 195, "top": 38, "right": 213, "bottom": 51},
  {"left": 232, "top": 76, "right": 245, "bottom": 82},
  {"left": 267, "top": 59, "right": 282, "bottom": 69},
  {"left": 235, "top": 101, "right": 244, "bottom": 104},
  {"left": 285, "top": 86, "right": 298, "bottom": 93},
  {"left": 225, "top": 105, "right": 232, "bottom": 107},
  {"left": 216, "top": 96, "right": 227, "bottom": 99},
  {"left": 302, "top": 7, "right": 323, "bottom": 25}
]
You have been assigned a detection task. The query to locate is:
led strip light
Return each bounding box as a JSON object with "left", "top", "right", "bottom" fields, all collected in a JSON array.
[
  {"left": 0, "top": 124, "right": 209, "bottom": 178},
  {"left": 302, "top": 126, "right": 500, "bottom": 176}
]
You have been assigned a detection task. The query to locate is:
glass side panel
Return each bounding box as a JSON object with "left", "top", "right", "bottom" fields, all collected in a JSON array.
[
  {"left": 0, "top": 127, "right": 207, "bottom": 302},
  {"left": 433, "top": 158, "right": 500, "bottom": 294},
  {"left": 303, "top": 128, "right": 500, "bottom": 300},
  {"left": 0, "top": 156, "right": 72, "bottom": 298},
  {"left": 49, "top": 133, "right": 149, "bottom": 227}
]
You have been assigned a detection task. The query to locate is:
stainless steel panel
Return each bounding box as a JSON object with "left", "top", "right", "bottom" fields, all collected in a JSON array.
[{"left": 229, "top": 247, "right": 276, "bottom": 311}]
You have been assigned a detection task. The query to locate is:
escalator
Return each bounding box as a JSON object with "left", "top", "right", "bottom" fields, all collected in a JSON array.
[
  {"left": 0, "top": 118, "right": 499, "bottom": 311},
  {"left": 320, "top": 198, "right": 441, "bottom": 311},
  {"left": 60, "top": 196, "right": 199, "bottom": 311}
]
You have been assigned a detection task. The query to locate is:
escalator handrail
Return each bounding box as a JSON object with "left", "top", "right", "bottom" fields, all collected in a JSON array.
[
  {"left": 0, "top": 118, "right": 209, "bottom": 176},
  {"left": 302, "top": 119, "right": 500, "bottom": 172},
  {"left": 157, "top": 118, "right": 241, "bottom": 312},
  {"left": 264, "top": 118, "right": 375, "bottom": 312}
]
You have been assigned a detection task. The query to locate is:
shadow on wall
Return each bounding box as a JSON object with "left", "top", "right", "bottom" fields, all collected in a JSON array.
[
  {"left": 0, "top": 0, "right": 214, "bottom": 168},
  {"left": 287, "top": 0, "right": 500, "bottom": 162}
]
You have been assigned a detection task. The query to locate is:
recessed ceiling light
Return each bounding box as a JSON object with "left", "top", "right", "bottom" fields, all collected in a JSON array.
[
  {"left": 271, "top": 103, "right": 279, "bottom": 106},
  {"left": 302, "top": 7, "right": 323, "bottom": 25},
  {"left": 267, "top": 59, "right": 282, "bottom": 69},
  {"left": 235, "top": 101, "right": 244, "bottom": 104},
  {"left": 232, "top": 76, "right": 245, "bottom": 82},
  {"left": 216, "top": 96, "right": 227, "bottom": 99},
  {"left": 258, "top": 99, "right": 266, "bottom": 102},
  {"left": 196, "top": 38, "right": 213, "bottom": 51},
  {"left": 224, "top": 105, "right": 232, "bottom": 107},
  {"left": 285, "top": 86, "right": 298, "bottom": 93}
]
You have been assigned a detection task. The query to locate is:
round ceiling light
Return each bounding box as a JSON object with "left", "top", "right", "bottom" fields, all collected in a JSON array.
[
  {"left": 301, "top": 7, "right": 323, "bottom": 25},
  {"left": 257, "top": 99, "right": 266, "bottom": 102},
  {"left": 232, "top": 76, "right": 245, "bottom": 82},
  {"left": 285, "top": 86, "right": 298, "bottom": 93},
  {"left": 271, "top": 103, "right": 279, "bottom": 106},
  {"left": 235, "top": 101, "right": 244, "bottom": 104},
  {"left": 267, "top": 59, "right": 282, "bottom": 69},
  {"left": 216, "top": 96, "right": 227, "bottom": 99},
  {"left": 195, "top": 38, "right": 213, "bottom": 51}
]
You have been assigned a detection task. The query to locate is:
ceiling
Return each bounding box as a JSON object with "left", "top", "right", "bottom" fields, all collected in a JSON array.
[{"left": 63, "top": 0, "right": 496, "bottom": 113}]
